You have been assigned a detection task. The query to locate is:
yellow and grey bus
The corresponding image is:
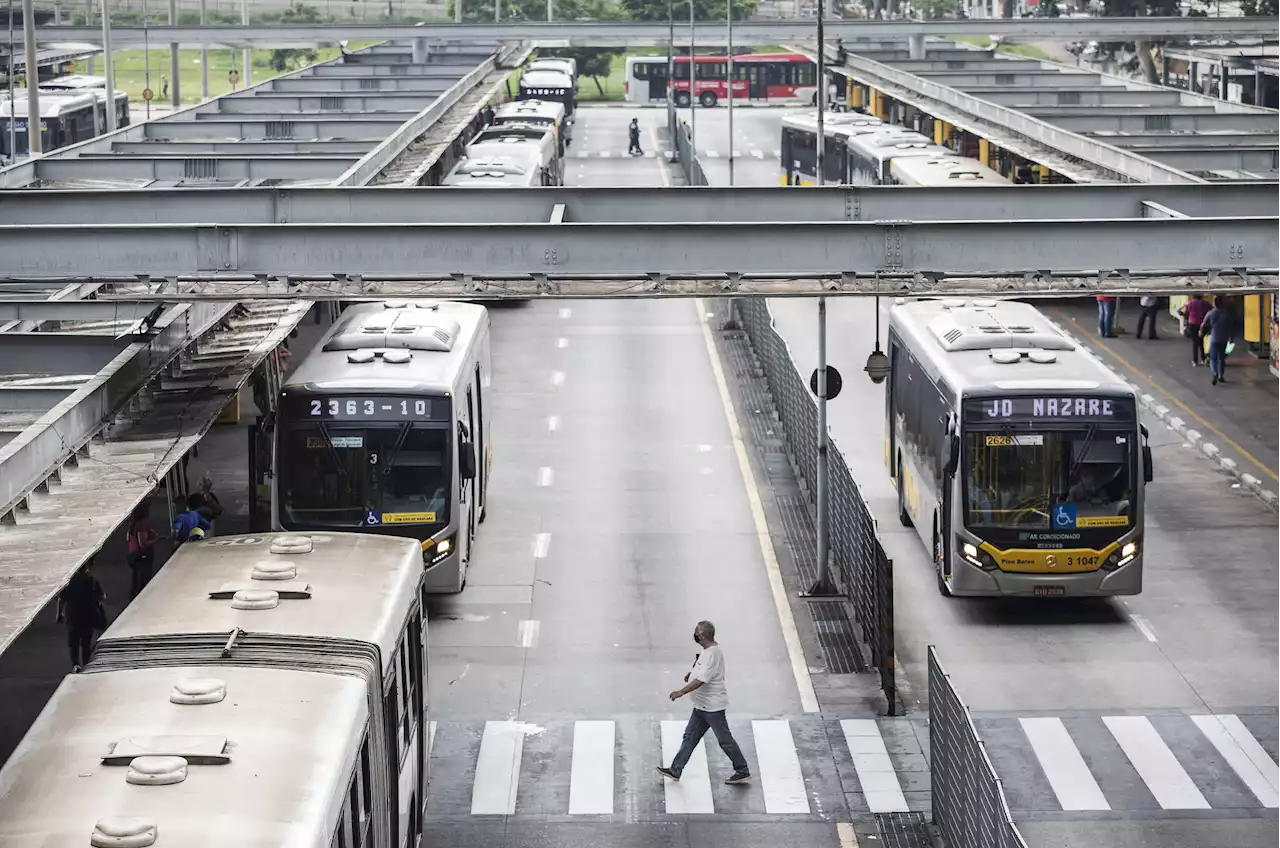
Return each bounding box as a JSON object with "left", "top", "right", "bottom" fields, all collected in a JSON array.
[{"left": 886, "top": 298, "right": 1153, "bottom": 598}]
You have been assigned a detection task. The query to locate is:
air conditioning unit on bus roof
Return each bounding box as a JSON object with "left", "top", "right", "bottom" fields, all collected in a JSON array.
[
  {"left": 927, "top": 307, "right": 1074, "bottom": 353},
  {"left": 325, "top": 309, "right": 461, "bottom": 354}
]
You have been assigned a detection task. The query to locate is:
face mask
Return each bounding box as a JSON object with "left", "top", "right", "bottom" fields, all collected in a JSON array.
[{"left": 693, "top": 632, "right": 701, "bottom": 644}]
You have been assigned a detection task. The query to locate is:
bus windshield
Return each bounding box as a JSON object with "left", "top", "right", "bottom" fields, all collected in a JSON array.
[
  {"left": 279, "top": 423, "right": 451, "bottom": 529},
  {"left": 964, "top": 428, "right": 1133, "bottom": 530}
]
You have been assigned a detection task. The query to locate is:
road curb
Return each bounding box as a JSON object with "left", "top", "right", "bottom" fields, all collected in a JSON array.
[{"left": 1049, "top": 319, "right": 1279, "bottom": 511}]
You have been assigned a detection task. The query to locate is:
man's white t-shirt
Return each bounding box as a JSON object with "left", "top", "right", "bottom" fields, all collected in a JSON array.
[{"left": 689, "top": 645, "right": 729, "bottom": 712}]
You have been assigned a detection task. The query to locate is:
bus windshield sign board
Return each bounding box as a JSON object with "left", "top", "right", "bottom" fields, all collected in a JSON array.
[
  {"left": 282, "top": 394, "right": 449, "bottom": 422},
  {"left": 964, "top": 395, "right": 1135, "bottom": 424}
]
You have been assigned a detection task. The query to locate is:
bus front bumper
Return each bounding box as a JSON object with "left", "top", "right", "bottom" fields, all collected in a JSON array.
[
  {"left": 422, "top": 547, "right": 464, "bottom": 593},
  {"left": 949, "top": 554, "right": 1143, "bottom": 598}
]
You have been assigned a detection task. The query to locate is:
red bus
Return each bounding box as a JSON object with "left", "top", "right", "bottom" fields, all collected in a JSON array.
[{"left": 623, "top": 52, "right": 818, "bottom": 107}]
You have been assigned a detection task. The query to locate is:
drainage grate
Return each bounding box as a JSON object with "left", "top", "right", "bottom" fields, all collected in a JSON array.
[
  {"left": 875, "top": 812, "right": 931, "bottom": 848},
  {"left": 808, "top": 600, "right": 866, "bottom": 673}
]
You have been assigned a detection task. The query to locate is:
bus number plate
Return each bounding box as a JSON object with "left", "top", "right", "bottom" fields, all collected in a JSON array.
[{"left": 1034, "top": 586, "right": 1066, "bottom": 597}]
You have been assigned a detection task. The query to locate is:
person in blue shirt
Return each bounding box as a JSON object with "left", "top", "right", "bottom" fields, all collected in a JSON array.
[
  {"left": 1199, "top": 297, "right": 1237, "bottom": 386},
  {"left": 173, "top": 493, "right": 212, "bottom": 544}
]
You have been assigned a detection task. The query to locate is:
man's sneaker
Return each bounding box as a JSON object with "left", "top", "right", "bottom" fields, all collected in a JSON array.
[
  {"left": 656, "top": 766, "right": 680, "bottom": 782},
  {"left": 725, "top": 771, "right": 752, "bottom": 785}
]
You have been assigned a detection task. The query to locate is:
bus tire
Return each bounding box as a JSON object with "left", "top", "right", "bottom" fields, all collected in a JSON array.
[
  {"left": 675, "top": 91, "right": 691, "bottom": 107},
  {"left": 896, "top": 457, "right": 913, "bottom": 528},
  {"left": 932, "top": 524, "right": 952, "bottom": 597},
  {"left": 699, "top": 90, "right": 718, "bottom": 108}
]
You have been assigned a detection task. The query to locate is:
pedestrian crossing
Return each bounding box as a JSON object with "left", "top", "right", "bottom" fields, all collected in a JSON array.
[
  {"left": 427, "top": 714, "right": 914, "bottom": 821},
  {"left": 979, "top": 711, "right": 1278, "bottom": 815},
  {"left": 571, "top": 149, "right": 781, "bottom": 161},
  {"left": 423, "top": 711, "right": 1278, "bottom": 821}
]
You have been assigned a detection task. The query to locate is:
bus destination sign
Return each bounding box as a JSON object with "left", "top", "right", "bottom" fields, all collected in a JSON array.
[
  {"left": 964, "top": 396, "right": 1135, "bottom": 423},
  {"left": 283, "top": 394, "right": 449, "bottom": 422}
]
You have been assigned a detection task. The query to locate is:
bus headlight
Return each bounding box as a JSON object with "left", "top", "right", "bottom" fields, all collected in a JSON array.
[
  {"left": 1103, "top": 540, "right": 1139, "bottom": 571},
  {"left": 963, "top": 543, "right": 978, "bottom": 560},
  {"left": 424, "top": 535, "right": 454, "bottom": 565},
  {"left": 958, "top": 539, "right": 998, "bottom": 570},
  {"left": 1121, "top": 542, "right": 1137, "bottom": 559}
]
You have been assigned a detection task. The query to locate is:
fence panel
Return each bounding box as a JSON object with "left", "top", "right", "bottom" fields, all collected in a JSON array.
[
  {"left": 929, "top": 647, "right": 1029, "bottom": 848},
  {"left": 729, "top": 297, "right": 896, "bottom": 713}
]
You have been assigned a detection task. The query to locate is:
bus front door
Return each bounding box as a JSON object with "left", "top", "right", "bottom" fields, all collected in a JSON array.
[{"left": 648, "top": 70, "right": 667, "bottom": 101}]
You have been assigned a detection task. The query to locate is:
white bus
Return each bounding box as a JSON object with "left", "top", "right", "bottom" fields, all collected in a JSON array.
[
  {"left": 462, "top": 124, "right": 563, "bottom": 185},
  {"left": 492, "top": 98, "right": 569, "bottom": 151},
  {"left": 887, "top": 155, "right": 1010, "bottom": 187},
  {"left": 273, "top": 300, "right": 492, "bottom": 593},
  {"left": 887, "top": 298, "right": 1153, "bottom": 598},
  {"left": 518, "top": 68, "right": 575, "bottom": 122},
  {"left": 0, "top": 532, "right": 429, "bottom": 848}
]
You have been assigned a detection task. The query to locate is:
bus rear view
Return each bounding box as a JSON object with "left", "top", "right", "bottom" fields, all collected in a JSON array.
[{"left": 886, "top": 298, "right": 1152, "bottom": 598}]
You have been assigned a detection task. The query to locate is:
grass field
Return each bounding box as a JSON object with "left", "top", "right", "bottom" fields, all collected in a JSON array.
[
  {"left": 950, "top": 36, "right": 1049, "bottom": 60},
  {"left": 74, "top": 44, "right": 370, "bottom": 105}
]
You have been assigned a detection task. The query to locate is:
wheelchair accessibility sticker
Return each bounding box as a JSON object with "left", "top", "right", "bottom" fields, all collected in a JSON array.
[
  {"left": 1053, "top": 504, "right": 1077, "bottom": 529},
  {"left": 365, "top": 510, "right": 381, "bottom": 526}
]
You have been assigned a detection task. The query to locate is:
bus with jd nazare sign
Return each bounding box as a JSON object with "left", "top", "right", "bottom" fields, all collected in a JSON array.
[{"left": 885, "top": 298, "right": 1153, "bottom": 598}]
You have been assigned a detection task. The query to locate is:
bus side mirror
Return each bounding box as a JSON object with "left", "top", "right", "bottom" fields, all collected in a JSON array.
[
  {"left": 459, "top": 443, "right": 477, "bottom": 480},
  {"left": 1142, "top": 445, "right": 1154, "bottom": 483}
]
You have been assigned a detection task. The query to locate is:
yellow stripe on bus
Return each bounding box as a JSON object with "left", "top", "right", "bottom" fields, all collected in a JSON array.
[{"left": 980, "top": 540, "right": 1120, "bottom": 574}]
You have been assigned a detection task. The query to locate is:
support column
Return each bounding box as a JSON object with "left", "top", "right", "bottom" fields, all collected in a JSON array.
[
  {"left": 200, "top": 0, "right": 208, "bottom": 100},
  {"left": 909, "top": 34, "right": 925, "bottom": 60},
  {"left": 412, "top": 37, "right": 428, "bottom": 65},
  {"left": 21, "top": 0, "right": 40, "bottom": 155},
  {"left": 101, "top": 0, "right": 116, "bottom": 132},
  {"left": 168, "top": 0, "right": 179, "bottom": 106},
  {"left": 241, "top": 0, "right": 251, "bottom": 89}
]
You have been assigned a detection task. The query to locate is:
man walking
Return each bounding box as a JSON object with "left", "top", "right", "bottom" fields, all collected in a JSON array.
[{"left": 657, "top": 620, "right": 752, "bottom": 785}]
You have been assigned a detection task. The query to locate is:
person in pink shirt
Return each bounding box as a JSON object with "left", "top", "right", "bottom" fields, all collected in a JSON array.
[
  {"left": 1096, "top": 295, "right": 1117, "bottom": 339},
  {"left": 1179, "top": 294, "right": 1211, "bottom": 366}
]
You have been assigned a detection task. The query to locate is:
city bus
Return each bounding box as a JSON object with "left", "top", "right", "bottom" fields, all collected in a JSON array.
[
  {"left": 624, "top": 52, "right": 817, "bottom": 107},
  {"left": 0, "top": 532, "right": 430, "bottom": 848},
  {"left": 273, "top": 300, "right": 492, "bottom": 593},
  {"left": 886, "top": 298, "right": 1153, "bottom": 598},
  {"left": 491, "top": 98, "right": 569, "bottom": 151},
  {"left": 462, "top": 124, "right": 563, "bottom": 185},
  {"left": 518, "top": 67, "right": 576, "bottom": 122}
]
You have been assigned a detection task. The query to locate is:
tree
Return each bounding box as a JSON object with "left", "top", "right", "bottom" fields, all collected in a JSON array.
[
  {"left": 269, "top": 3, "right": 322, "bottom": 73},
  {"left": 620, "top": 0, "right": 759, "bottom": 23}
]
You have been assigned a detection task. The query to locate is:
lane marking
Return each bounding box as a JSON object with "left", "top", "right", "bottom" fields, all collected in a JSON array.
[
  {"left": 753, "top": 719, "right": 810, "bottom": 814},
  {"left": 1103, "top": 715, "right": 1210, "bottom": 809},
  {"left": 547, "top": 415, "right": 560, "bottom": 432},
  {"left": 532, "top": 532, "right": 551, "bottom": 559},
  {"left": 568, "top": 720, "right": 616, "bottom": 814},
  {"left": 536, "top": 466, "right": 554, "bottom": 487},
  {"left": 428, "top": 720, "right": 437, "bottom": 755},
  {"left": 1020, "top": 717, "right": 1111, "bottom": 811},
  {"left": 517, "top": 619, "right": 540, "bottom": 648},
  {"left": 836, "top": 822, "right": 860, "bottom": 848},
  {"left": 551, "top": 371, "right": 565, "bottom": 386},
  {"left": 1052, "top": 308, "right": 1277, "bottom": 481},
  {"left": 470, "top": 721, "right": 526, "bottom": 815},
  {"left": 705, "top": 149, "right": 720, "bottom": 158},
  {"left": 840, "top": 719, "right": 909, "bottom": 812},
  {"left": 1129, "top": 614, "right": 1158, "bottom": 643},
  {"left": 695, "top": 298, "right": 819, "bottom": 713},
  {"left": 559, "top": 307, "right": 572, "bottom": 319},
  {"left": 556, "top": 337, "right": 569, "bottom": 349},
  {"left": 1190, "top": 715, "right": 1279, "bottom": 807},
  {"left": 661, "top": 719, "right": 714, "bottom": 814},
  {"left": 751, "top": 149, "right": 764, "bottom": 159},
  {"left": 599, "top": 150, "right": 611, "bottom": 158},
  {"left": 649, "top": 120, "right": 669, "bottom": 186}
]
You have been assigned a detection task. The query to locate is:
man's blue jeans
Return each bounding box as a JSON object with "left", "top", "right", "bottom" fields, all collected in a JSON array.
[
  {"left": 669, "top": 708, "right": 748, "bottom": 776},
  {"left": 1097, "top": 300, "right": 1115, "bottom": 337}
]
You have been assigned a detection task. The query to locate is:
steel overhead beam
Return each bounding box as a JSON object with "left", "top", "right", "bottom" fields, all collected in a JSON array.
[
  {"left": 974, "top": 88, "right": 1185, "bottom": 107},
  {"left": 217, "top": 93, "right": 443, "bottom": 113},
  {"left": 1146, "top": 147, "right": 1279, "bottom": 173},
  {"left": 1025, "top": 108, "right": 1279, "bottom": 134},
  {"left": 35, "top": 17, "right": 1279, "bottom": 45},
  {"left": 1088, "top": 131, "right": 1279, "bottom": 150},
  {"left": 0, "top": 300, "right": 164, "bottom": 322},
  {"left": 109, "top": 140, "right": 378, "bottom": 155},
  {"left": 1, "top": 185, "right": 1275, "bottom": 226},
  {"left": 33, "top": 154, "right": 359, "bottom": 182},
  {"left": 1, "top": 217, "right": 1275, "bottom": 280},
  {"left": 269, "top": 77, "right": 455, "bottom": 93},
  {"left": 915, "top": 71, "right": 1105, "bottom": 88}
]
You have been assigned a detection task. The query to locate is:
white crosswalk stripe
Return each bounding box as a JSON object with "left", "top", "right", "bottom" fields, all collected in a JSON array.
[
  {"left": 751, "top": 149, "right": 764, "bottom": 159},
  {"left": 1020, "top": 717, "right": 1110, "bottom": 811},
  {"left": 1192, "top": 714, "right": 1280, "bottom": 808},
  {"left": 661, "top": 719, "right": 715, "bottom": 814},
  {"left": 704, "top": 149, "right": 719, "bottom": 158},
  {"left": 754, "top": 719, "right": 809, "bottom": 814},
  {"left": 1104, "top": 716, "right": 1210, "bottom": 809},
  {"left": 568, "top": 720, "right": 616, "bottom": 814},
  {"left": 470, "top": 721, "right": 529, "bottom": 815},
  {"left": 841, "top": 718, "right": 909, "bottom": 813}
]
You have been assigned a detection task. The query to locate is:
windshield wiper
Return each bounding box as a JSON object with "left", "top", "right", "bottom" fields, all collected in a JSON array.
[
  {"left": 380, "top": 423, "right": 413, "bottom": 476},
  {"left": 317, "top": 422, "right": 347, "bottom": 480},
  {"left": 1066, "top": 424, "right": 1099, "bottom": 491}
]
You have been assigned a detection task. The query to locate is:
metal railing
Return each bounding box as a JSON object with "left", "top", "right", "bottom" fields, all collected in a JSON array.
[
  {"left": 929, "top": 647, "right": 1028, "bottom": 848},
  {"left": 674, "top": 119, "right": 708, "bottom": 187},
  {"left": 724, "top": 296, "right": 896, "bottom": 714}
]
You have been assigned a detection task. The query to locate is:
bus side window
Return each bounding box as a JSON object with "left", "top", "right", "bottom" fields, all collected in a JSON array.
[
  {"left": 399, "top": 645, "right": 413, "bottom": 750},
  {"left": 408, "top": 611, "right": 424, "bottom": 721},
  {"left": 359, "top": 738, "right": 373, "bottom": 838},
  {"left": 384, "top": 674, "right": 403, "bottom": 763},
  {"left": 634, "top": 62, "right": 648, "bottom": 80}
]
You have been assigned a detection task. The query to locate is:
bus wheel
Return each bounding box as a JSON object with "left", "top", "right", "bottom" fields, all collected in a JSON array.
[
  {"left": 699, "top": 90, "right": 718, "bottom": 108},
  {"left": 675, "top": 91, "right": 691, "bottom": 107},
  {"left": 932, "top": 527, "right": 952, "bottom": 597}
]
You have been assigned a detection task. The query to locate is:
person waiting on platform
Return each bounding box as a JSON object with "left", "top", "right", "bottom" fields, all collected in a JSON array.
[
  {"left": 628, "top": 118, "right": 643, "bottom": 156},
  {"left": 173, "top": 494, "right": 212, "bottom": 544}
]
